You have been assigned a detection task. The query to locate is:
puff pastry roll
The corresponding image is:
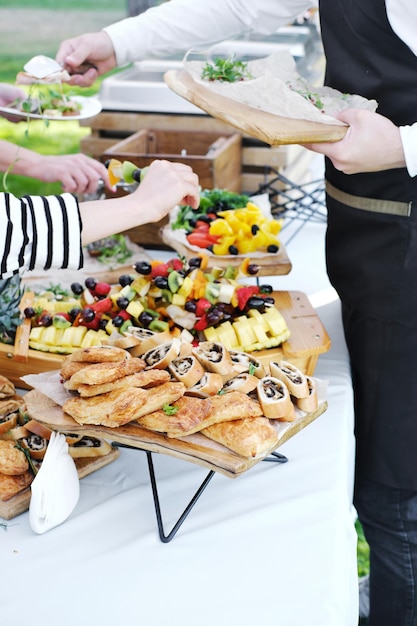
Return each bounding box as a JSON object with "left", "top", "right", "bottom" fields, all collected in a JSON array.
[
  {"left": 202, "top": 416, "right": 279, "bottom": 459},
  {"left": 0, "top": 411, "right": 18, "bottom": 435},
  {"left": 192, "top": 341, "right": 235, "bottom": 380},
  {"left": 133, "top": 382, "right": 186, "bottom": 419},
  {"left": 63, "top": 387, "right": 148, "bottom": 428},
  {"left": 186, "top": 372, "right": 224, "bottom": 398},
  {"left": 168, "top": 355, "right": 205, "bottom": 388},
  {"left": 0, "top": 471, "right": 33, "bottom": 502},
  {"left": 220, "top": 373, "right": 259, "bottom": 394},
  {"left": 269, "top": 360, "right": 308, "bottom": 399},
  {"left": 295, "top": 376, "right": 318, "bottom": 413},
  {"left": 257, "top": 376, "right": 295, "bottom": 421},
  {"left": 21, "top": 434, "right": 49, "bottom": 460},
  {"left": 128, "top": 328, "right": 174, "bottom": 357},
  {"left": 137, "top": 395, "right": 210, "bottom": 437},
  {"left": 65, "top": 345, "right": 131, "bottom": 363},
  {"left": 65, "top": 357, "right": 146, "bottom": 389},
  {"left": 0, "top": 374, "right": 15, "bottom": 399},
  {"left": 143, "top": 338, "right": 181, "bottom": 369},
  {"left": 73, "top": 369, "right": 170, "bottom": 397},
  {"left": 229, "top": 350, "right": 266, "bottom": 378},
  {"left": 68, "top": 436, "right": 112, "bottom": 458}
]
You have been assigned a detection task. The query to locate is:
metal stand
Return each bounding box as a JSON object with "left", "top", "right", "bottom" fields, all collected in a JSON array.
[
  {"left": 134, "top": 446, "right": 290, "bottom": 542},
  {"left": 115, "top": 443, "right": 288, "bottom": 542}
]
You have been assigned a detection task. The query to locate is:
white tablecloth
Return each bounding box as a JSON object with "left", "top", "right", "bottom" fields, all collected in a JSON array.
[{"left": 2, "top": 214, "right": 358, "bottom": 626}]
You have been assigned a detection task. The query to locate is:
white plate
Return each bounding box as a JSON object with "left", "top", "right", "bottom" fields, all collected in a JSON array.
[{"left": 0, "top": 96, "right": 102, "bottom": 121}]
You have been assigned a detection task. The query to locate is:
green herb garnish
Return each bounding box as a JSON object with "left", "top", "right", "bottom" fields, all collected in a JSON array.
[
  {"left": 162, "top": 403, "right": 179, "bottom": 415},
  {"left": 201, "top": 55, "right": 253, "bottom": 83}
]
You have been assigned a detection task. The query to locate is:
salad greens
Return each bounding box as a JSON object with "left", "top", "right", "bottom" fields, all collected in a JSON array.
[{"left": 171, "top": 188, "right": 250, "bottom": 233}]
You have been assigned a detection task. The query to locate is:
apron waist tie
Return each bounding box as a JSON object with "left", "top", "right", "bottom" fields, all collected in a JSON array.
[{"left": 325, "top": 181, "right": 412, "bottom": 217}]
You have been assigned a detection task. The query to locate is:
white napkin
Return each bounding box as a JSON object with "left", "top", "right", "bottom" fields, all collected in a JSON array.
[{"left": 29, "top": 431, "right": 80, "bottom": 534}]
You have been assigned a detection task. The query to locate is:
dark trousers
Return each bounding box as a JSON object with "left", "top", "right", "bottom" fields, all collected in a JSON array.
[{"left": 355, "top": 480, "right": 417, "bottom": 625}]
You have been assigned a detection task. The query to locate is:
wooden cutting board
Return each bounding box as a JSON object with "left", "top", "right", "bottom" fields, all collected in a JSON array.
[
  {"left": 0, "top": 446, "right": 119, "bottom": 520},
  {"left": 24, "top": 389, "right": 327, "bottom": 479},
  {"left": 164, "top": 69, "right": 348, "bottom": 145},
  {"left": 161, "top": 226, "right": 292, "bottom": 276}
]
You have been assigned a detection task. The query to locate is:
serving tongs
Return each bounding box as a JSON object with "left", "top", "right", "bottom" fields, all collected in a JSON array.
[{"left": 22, "top": 54, "right": 97, "bottom": 82}]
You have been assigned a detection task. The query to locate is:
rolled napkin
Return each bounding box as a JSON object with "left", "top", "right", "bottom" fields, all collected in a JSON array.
[{"left": 29, "top": 431, "right": 80, "bottom": 535}]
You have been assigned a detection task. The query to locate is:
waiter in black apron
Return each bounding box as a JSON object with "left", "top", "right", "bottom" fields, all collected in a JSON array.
[{"left": 311, "top": 1, "right": 417, "bottom": 624}]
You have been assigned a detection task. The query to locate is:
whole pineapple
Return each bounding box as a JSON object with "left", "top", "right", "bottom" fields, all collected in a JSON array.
[{"left": 0, "top": 275, "right": 23, "bottom": 345}]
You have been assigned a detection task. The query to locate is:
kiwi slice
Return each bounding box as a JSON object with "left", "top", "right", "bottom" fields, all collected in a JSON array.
[{"left": 167, "top": 270, "right": 184, "bottom": 294}]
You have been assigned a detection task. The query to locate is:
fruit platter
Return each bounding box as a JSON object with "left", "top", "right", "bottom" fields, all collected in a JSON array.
[{"left": 106, "top": 160, "right": 292, "bottom": 276}]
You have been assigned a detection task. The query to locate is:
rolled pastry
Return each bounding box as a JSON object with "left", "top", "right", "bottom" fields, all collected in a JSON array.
[
  {"left": 128, "top": 328, "right": 174, "bottom": 357},
  {"left": 0, "top": 411, "right": 18, "bottom": 436},
  {"left": 192, "top": 341, "right": 235, "bottom": 381},
  {"left": 68, "top": 436, "right": 112, "bottom": 458},
  {"left": 257, "top": 376, "right": 295, "bottom": 421},
  {"left": 186, "top": 372, "right": 224, "bottom": 398},
  {"left": 229, "top": 350, "right": 266, "bottom": 378},
  {"left": 269, "top": 360, "right": 308, "bottom": 399},
  {"left": 21, "top": 434, "right": 48, "bottom": 460},
  {"left": 220, "top": 373, "right": 259, "bottom": 394},
  {"left": 295, "top": 376, "right": 318, "bottom": 413},
  {"left": 168, "top": 355, "right": 205, "bottom": 388},
  {"left": 143, "top": 338, "right": 181, "bottom": 369}
]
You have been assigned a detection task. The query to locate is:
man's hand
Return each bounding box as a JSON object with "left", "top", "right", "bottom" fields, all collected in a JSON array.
[
  {"left": 56, "top": 32, "right": 117, "bottom": 87},
  {"left": 303, "top": 109, "right": 406, "bottom": 174}
]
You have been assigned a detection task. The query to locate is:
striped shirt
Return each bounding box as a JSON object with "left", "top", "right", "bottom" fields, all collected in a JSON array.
[{"left": 0, "top": 192, "right": 83, "bottom": 279}]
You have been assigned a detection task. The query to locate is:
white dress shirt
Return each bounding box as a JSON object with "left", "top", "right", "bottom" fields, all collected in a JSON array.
[{"left": 104, "top": 0, "right": 417, "bottom": 178}]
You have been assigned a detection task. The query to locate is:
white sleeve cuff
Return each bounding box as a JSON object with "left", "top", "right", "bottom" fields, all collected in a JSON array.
[{"left": 399, "top": 124, "right": 417, "bottom": 177}]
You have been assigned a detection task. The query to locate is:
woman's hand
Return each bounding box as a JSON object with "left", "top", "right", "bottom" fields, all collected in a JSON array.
[
  {"left": 0, "top": 84, "right": 27, "bottom": 122},
  {"left": 55, "top": 32, "right": 117, "bottom": 87},
  {"left": 130, "top": 159, "right": 200, "bottom": 222},
  {"left": 29, "top": 153, "right": 111, "bottom": 194},
  {"left": 303, "top": 109, "right": 406, "bottom": 174}
]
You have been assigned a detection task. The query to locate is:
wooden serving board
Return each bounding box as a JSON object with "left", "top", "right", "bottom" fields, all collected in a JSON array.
[
  {"left": 164, "top": 69, "right": 348, "bottom": 146},
  {"left": 24, "top": 389, "right": 327, "bottom": 480},
  {"left": 161, "top": 226, "right": 292, "bottom": 276},
  {"left": 0, "top": 290, "right": 330, "bottom": 389},
  {"left": 0, "top": 446, "right": 120, "bottom": 520}
]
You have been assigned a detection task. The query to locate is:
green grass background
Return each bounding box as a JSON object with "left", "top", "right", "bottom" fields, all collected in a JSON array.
[{"left": 0, "top": 0, "right": 370, "bottom": 579}]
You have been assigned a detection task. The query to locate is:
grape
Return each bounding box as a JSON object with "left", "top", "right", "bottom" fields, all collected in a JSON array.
[
  {"left": 82, "top": 308, "right": 95, "bottom": 323},
  {"left": 119, "top": 274, "right": 133, "bottom": 287},
  {"left": 134, "top": 261, "right": 152, "bottom": 275},
  {"left": 70, "top": 282, "right": 83, "bottom": 295},
  {"left": 85, "top": 277, "right": 97, "bottom": 290},
  {"left": 184, "top": 300, "right": 197, "bottom": 313},
  {"left": 116, "top": 297, "right": 130, "bottom": 310},
  {"left": 23, "top": 307, "right": 36, "bottom": 318},
  {"left": 138, "top": 311, "right": 155, "bottom": 328},
  {"left": 153, "top": 276, "right": 169, "bottom": 289},
  {"left": 111, "top": 315, "right": 125, "bottom": 328}
]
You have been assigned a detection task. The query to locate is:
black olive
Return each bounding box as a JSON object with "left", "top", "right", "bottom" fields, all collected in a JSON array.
[
  {"left": 184, "top": 300, "right": 197, "bottom": 313},
  {"left": 138, "top": 311, "right": 155, "bottom": 328},
  {"left": 206, "top": 309, "right": 223, "bottom": 326},
  {"left": 188, "top": 218, "right": 197, "bottom": 228},
  {"left": 85, "top": 277, "right": 97, "bottom": 290},
  {"left": 207, "top": 244, "right": 214, "bottom": 253},
  {"left": 82, "top": 308, "right": 95, "bottom": 323},
  {"left": 119, "top": 274, "right": 133, "bottom": 287},
  {"left": 116, "top": 297, "right": 130, "bottom": 310},
  {"left": 264, "top": 296, "right": 275, "bottom": 305},
  {"left": 23, "top": 307, "right": 36, "bottom": 318},
  {"left": 111, "top": 315, "right": 125, "bottom": 328},
  {"left": 246, "top": 296, "right": 267, "bottom": 311},
  {"left": 68, "top": 307, "right": 82, "bottom": 321},
  {"left": 153, "top": 276, "right": 169, "bottom": 289},
  {"left": 134, "top": 261, "right": 152, "bottom": 275},
  {"left": 228, "top": 245, "right": 239, "bottom": 255},
  {"left": 99, "top": 318, "right": 108, "bottom": 331},
  {"left": 70, "top": 282, "right": 83, "bottom": 295},
  {"left": 251, "top": 224, "right": 260, "bottom": 235},
  {"left": 259, "top": 284, "right": 273, "bottom": 294},
  {"left": 267, "top": 244, "right": 279, "bottom": 253},
  {"left": 132, "top": 169, "right": 142, "bottom": 183},
  {"left": 198, "top": 214, "right": 212, "bottom": 223}
]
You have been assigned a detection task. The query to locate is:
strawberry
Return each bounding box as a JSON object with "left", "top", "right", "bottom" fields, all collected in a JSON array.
[
  {"left": 151, "top": 262, "right": 170, "bottom": 278},
  {"left": 195, "top": 298, "right": 212, "bottom": 317},
  {"left": 93, "top": 281, "right": 111, "bottom": 297},
  {"left": 91, "top": 297, "right": 113, "bottom": 314},
  {"left": 167, "top": 258, "right": 184, "bottom": 272}
]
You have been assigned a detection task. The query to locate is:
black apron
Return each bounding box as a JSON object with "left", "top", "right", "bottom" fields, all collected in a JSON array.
[{"left": 318, "top": 0, "right": 417, "bottom": 488}]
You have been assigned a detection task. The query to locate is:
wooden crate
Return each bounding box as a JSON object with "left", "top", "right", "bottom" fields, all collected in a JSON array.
[
  {"left": 103, "top": 128, "right": 242, "bottom": 192},
  {"left": 101, "top": 127, "right": 241, "bottom": 246},
  {"left": 80, "top": 111, "right": 312, "bottom": 195}
]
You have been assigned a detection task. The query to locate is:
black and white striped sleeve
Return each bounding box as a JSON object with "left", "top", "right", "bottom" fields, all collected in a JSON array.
[{"left": 0, "top": 192, "right": 84, "bottom": 279}]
